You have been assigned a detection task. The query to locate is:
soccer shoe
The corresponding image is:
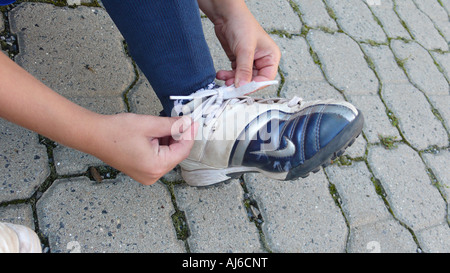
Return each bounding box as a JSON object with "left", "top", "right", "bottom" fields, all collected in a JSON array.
[{"left": 171, "top": 81, "right": 364, "bottom": 187}]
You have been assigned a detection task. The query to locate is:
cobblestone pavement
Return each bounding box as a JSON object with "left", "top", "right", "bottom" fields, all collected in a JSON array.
[{"left": 0, "top": 0, "right": 449, "bottom": 253}]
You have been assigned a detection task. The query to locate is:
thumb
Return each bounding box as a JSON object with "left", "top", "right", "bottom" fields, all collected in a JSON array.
[
  {"left": 159, "top": 121, "right": 199, "bottom": 165},
  {"left": 170, "top": 116, "right": 195, "bottom": 140},
  {"left": 147, "top": 116, "right": 193, "bottom": 138},
  {"left": 234, "top": 46, "right": 255, "bottom": 87}
]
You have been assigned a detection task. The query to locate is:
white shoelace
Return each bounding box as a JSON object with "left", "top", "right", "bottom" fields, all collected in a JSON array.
[{"left": 170, "top": 81, "right": 303, "bottom": 126}]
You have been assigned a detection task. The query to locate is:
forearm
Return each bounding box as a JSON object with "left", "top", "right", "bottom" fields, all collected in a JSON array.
[
  {"left": 197, "top": 0, "right": 251, "bottom": 24},
  {"left": 0, "top": 53, "right": 196, "bottom": 186},
  {"left": 0, "top": 53, "right": 102, "bottom": 154}
]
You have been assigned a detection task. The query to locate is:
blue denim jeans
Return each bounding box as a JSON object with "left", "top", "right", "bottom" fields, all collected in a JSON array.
[
  {"left": 0, "top": 0, "right": 15, "bottom": 5},
  {"left": 102, "top": 0, "right": 216, "bottom": 116}
]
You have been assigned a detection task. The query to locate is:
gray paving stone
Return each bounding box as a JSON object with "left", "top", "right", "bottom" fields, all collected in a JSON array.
[
  {"left": 367, "top": 0, "right": 411, "bottom": 39},
  {"left": 201, "top": 19, "right": 230, "bottom": 74},
  {"left": 292, "top": 0, "right": 338, "bottom": 31},
  {"left": 174, "top": 180, "right": 263, "bottom": 253},
  {"left": 245, "top": 0, "right": 302, "bottom": 33},
  {"left": 422, "top": 149, "right": 450, "bottom": 202},
  {"left": 53, "top": 145, "right": 103, "bottom": 175},
  {"left": 273, "top": 35, "right": 324, "bottom": 82},
  {"left": 324, "top": 0, "right": 387, "bottom": 43},
  {"left": 0, "top": 203, "right": 35, "bottom": 230},
  {"left": 36, "top": 176, "right": 185, "bottom": 253},
  {"left": 307, "top": 30, "right": 379, "bottom": 95},
  {"left": 0, "top": 12, "right": 4, "bottom": 32},
  {"left": 161, "top": 168, "right": 184, "bottom": 183},
  {"left": 244, "top": 171, "right": 347, "bottom": 253},
  {"left": 368, "top": 144, "right": 447, "bottom": 231},
  {"left": 390, "top": 40, "right": 449, "bottom": 96},
  {"left": 281, "top": 80, "right": 343, "bottom": 102},
  {"left": 273, "top": 35, "right": 345, "bottom": 102},
  {"left": 428, "top": 95, "right": 450, "bottom": 130},
  {"left": 71, "top": 96, "right": 127, "bottom": 115},
  {"left": 441, "top": 0, "right": 450, "bottom": 15},
  {"left": 360, "top": 44, "right": 409, "bottom": 84},
  {"left": 344, "top": 134, "right": 367, "bottom": 159},
  {"left": 325, "top": 162, "right": 391, "bottom": 227},
  {"left": 67, "top": 0, "right": 95, "bottom": 5},
  {"left": 128, "top": 72, "right": 163, "bottom": 116},
  {"left": 413, "top": 0, "right": 450, "bottom": 42},
  {"left": 394, "top": 0, "right": 449, "bottom": 51},
  {"left": 347, "top": 219, "right": 418, "bottom": 253},
  {"left": 0, "top": 119, "right": 49, "bottom": 202},
  {"left": 416, "top": 224, "right": 450, "bottom": 253},
  {"left": 382, "top": 83, "right": 448, "bottom": 150},
  {"left": 347, "top": 94, "right": 400, "bottom": 143},
  {"left": 431, "top": 52, "right": 450, "bottom": 83},
  {"left": 9, "top": 3, "right": 135, "bottom": 98}
]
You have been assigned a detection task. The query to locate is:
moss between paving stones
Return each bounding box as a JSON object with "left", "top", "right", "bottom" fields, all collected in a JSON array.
[{"left": 378, "top": 135, "right": 399, "bottom": 150}]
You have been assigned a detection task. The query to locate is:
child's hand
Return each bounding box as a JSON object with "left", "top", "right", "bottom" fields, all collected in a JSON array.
[
  {"left": 211, "top": 5, "right": 281, "bottom": 87},
  {"left": 91, "top": 114, "right": 198, "bottom": 185}
]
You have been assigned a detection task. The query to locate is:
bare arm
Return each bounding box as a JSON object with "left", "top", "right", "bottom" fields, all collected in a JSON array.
[
  {"left": 0, "top": 52, "right": 100, "bottom": 153},
  {"left": 0, "top": 53, "right": 197, "bottom": 185},
  {"left": 197, "top": 0, "right": 249, "bottom": 23},
  {"left": 197, "top": 0, "right": 280, "bottom": 87}
]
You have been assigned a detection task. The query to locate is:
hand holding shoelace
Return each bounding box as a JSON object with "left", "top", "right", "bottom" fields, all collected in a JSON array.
[
  {"left": 198, "top": 0, "right": 281, "bottom": 88},
  {"left": 0, "top": 53, "right": 198, "bottom": 186},
  {"left": 91, "top": 114, "right": 198, "bottom": 185}
]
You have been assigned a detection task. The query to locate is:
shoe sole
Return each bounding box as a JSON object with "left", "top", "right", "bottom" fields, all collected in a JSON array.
[{"left": 182, "top": 110, "right": 364, "bottom": 187}]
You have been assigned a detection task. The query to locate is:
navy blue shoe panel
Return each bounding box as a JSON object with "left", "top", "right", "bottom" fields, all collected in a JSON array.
[{"left": 229, "top": 103, "right": 358, "bottom": 174}]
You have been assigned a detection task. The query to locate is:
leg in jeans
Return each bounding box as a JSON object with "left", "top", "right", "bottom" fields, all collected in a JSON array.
[{"left": 102, "top": 0, "right": 216, "bottom": 116}]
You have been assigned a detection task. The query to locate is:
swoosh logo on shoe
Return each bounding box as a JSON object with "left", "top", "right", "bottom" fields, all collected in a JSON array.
[{"left": 251, "top": 136, "right": 296, "bottom": 158}]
